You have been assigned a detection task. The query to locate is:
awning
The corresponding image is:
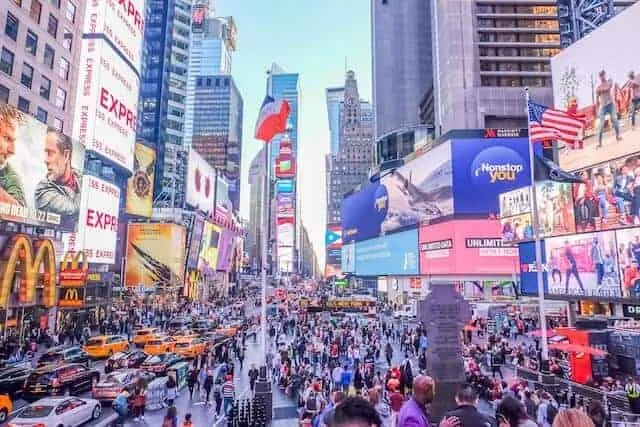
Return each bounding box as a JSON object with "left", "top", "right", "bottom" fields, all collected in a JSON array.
[{"left": 548, "top": 342, "right": 608, "bottom": 357}]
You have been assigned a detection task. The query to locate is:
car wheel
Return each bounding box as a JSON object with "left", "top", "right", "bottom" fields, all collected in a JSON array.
[
  {"left": 64, "top": 387, "right": 71, "bottom": 396},
  {"left": 0, "top": 408, "right": 7, "bottom": 423},
  {"left": 92, "top": 404, "right": 102, "bottom": 419},
  {"left": 108, "top": 350, "right": 113, "bottom": 358}
]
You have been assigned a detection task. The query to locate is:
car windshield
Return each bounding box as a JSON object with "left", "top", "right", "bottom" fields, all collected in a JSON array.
[
  {"left": 146, "top": 355, "right": 164, "bottom": 363},
  {"left": 175, "top": 342, "right": 189, "bottom": 348},
  {"left": 85, "top": 338, "right": 105, "bottom": 346},
  {"left": 147, "top": 340, "right": 163, "bottom": 346},
  {"left": 103, "top": 373, "right": 126, "bottom": 384},
  {"left": 20, "top": 405, "right": 54, "bottom": 418}
]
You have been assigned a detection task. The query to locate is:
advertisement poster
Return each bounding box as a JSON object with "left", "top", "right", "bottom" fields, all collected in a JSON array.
[
  {"left": 326, "top": 223, "right": 342, "bottom": 265},
  {"left": 419, "top": 219, "right": 518, "bottom": 276},
  {"left": 551, "top": 3, "right": 640, "bottom": 172},
  {"left": 545, "top": 231, "right": 621, "bottom": 297},
  {"left": 518, "top": 240, "right": 548, "bottom": 296},
  {"left": 278, "top": 247, "right": 294, "bottom": 273},
  {"left": 275, "top": 138, "right": 296, "bottom": 179},
  {"left": 355, "top": 229, "right": 419, "bottom": 276},
  {"left": 341, "top": 242, "right": 355, "bottom": 273},
  {"left": 276, "top": 179, "right": 294, "bottom": 194},
  {"left": 72, "top": 39, "right": 138, "bottom": 171},
  {"left": 501, "top": 213, "right": 533, "bottom": 243},
  {"left": 186, "top": 149, "right": 215, "bottom": 214},
  {"left": 215, "top": 176, "right": 232, "bottom": 212},
  {"left": 62, "top": 176, "right": 120, "bottom": 264},
  {"left": 573, "top": 154, "right": 640, "bottom": 232},
  {"left": 198, "top": 222, "right": 220, "bottom": 276},
  {"left": 499, "top": 187, "right": 531, "bottom": 218},
  {"left": 124, "top": 223, "right": 186, "bottom": 287},
  {"left": 186, "top": 214, "right": 205, "bottom": 269},
  {"left": 325, "top": 264, "right": 341, "bottom": 277},
  {"left": 0, "top": 102, "right": 85, "bottom": 231},
  {"left": 278, "top": 218, "right": 294, "bottom": 247},
  {"left": 216, "top": 230, "right": 235, "bottom": 272},
  {"left": 615, "top": 227, "right": 640, "bottom": 298},
  {"left": 126, "top": 142, "right": 155, "bottom": 217},
  {"left": 536, "top": 181, "right": 576, "bottom": 237},
  {"left": 277, "top": 194, "right": 294, "bottom": 218},
  {"left": 451, "top": 137, "right": 532, "bottom": 215}
]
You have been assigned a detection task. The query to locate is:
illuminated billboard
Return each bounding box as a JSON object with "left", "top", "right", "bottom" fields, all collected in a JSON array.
[
  {"left": 551, "top": 2, "right": 640, "bottom": 172},
  {"left": 72, "top": 39, "right": 138, "bottom": 171},
  {"left": 276, "top": 179, "right": 294, "bottom": 194},
  {"left": 186, "top": 149, "right": 215, "bottom": 214},
  {"left": 125, "top": 142, "right": 155, "bottom": 217},
  {"left": 124, "top": 223, "right": 186, "bottom": 287},
  {"left": 62, "top": 175, "right": 120, "bottom": 264},
  {"left": 198, "top": 222, "right": 221, "bottom": 275},
  {"left": 326, "top": 223, "right": 342, "bottom": 265},
  {"left": 275, "top": 138, "right": 296, "bottom": 179},
  {"left": 277, "top": 194, "right": 294, "bottom": 218},
  {"left": 0, "top": 102, "right": 85, "bottom": 231}
]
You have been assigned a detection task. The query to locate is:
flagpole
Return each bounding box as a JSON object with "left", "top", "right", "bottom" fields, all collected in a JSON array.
[
  {"left": 525, "top": 87, "right": 550, "bottom": 366},
  {"left": 260, "top": 143, "right": 269, "bottom": 367}
]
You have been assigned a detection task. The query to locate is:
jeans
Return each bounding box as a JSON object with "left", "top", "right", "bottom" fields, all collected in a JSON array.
[
  {"left": 599, "top": 102, "right": 621, "bottom": 145},
  {"left": 595, "top": 262, "right": 604, "bottom": 285},
  {"left": 223, "top": 397, "right": 233, "bottom": 415},
  {"left": 598, "top": 194, "right": 609, "bottom": 218},
  {"left": 632, "top": 98, "right": 640, "bottom": 127}
]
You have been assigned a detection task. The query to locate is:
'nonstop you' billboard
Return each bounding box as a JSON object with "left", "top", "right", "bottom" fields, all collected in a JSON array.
[{"left": 341, "top": 136, "right": 532, "bottom": 243}]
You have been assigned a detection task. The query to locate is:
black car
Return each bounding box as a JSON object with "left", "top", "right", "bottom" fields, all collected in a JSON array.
[
  {"left": 23, "top": 363, "right": 100, "bottom": 401},
  {"left": 37, "top": 346, "right": 91, "bottom": 368},
  {"left": 191, "top": 319, "right": 215, "bottom": 334},
  {"left": 140, "top": 353, "right": 182, "bottom": 376},
  {"left": 104, "top": 350, "right": 148, "bottom": 374},
  {"left": 0, "top": 365, "right": 32, "bottom": 399}
]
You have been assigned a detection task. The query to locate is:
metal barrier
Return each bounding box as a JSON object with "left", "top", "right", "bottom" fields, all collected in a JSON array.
[
  {"left": 228, "top": 397, "right": 269, "bottom": 427},
  {"left": 144, "top": 377, "right": 168, "bottom": 411}
]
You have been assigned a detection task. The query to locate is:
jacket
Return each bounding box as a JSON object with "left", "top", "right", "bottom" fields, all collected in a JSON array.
[
  {"left": 397, "top": 397, "right": 430, "bottom": 427},
  {"left": 443, "top": 404, "right": 496, "bottom": 427}
]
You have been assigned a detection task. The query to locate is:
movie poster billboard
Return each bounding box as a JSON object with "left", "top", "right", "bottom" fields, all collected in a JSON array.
[
  {"left": 198, "top": 222, "right": 220, "bottom": 276},
  {"left": 62, "top": 176, "right": 120, "bottom": 264},
  {"left": 536, "top": 181, "right": 576, "bottom": 237},
  {"left": 126, "top": 142, "right": 155, "bottom": 217},
  {"left": 573, "top": 153, "right": 640, "bottom": 233},
  {"left": 501, "top": 213, "right": 533, "bottom": 243},
  {"left": 216, "top": 230, "right": 235, "bottom": 272},
  {"left": 186, "top": 214, "right": 205, "bottom": 270},
  {"left": 124, "top": 223, "right": 186, "bottom": 287},
  {"left": 551, "top": 3, "right": 640, "bottom": 172},
  {"left": 500, "top": 187, "right": 532, "bottom": 219},
  {"left": 186, "top": 149, "right": 216, "bottom": 214},
  {"left": 0, "top": 102, "right": 85, "bottom": 231},
  {"left": 545, "top": 231, "right": 621, "bottom": 297}
]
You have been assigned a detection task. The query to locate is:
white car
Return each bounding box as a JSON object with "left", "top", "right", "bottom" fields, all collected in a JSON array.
[{"left": 9, "top": 396, "right": 101, "bottom": 427}]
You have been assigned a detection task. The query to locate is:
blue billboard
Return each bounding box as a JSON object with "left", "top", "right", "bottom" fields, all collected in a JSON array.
[
  {"left": 342, "top": 142, "right": 453, "bottom": 243},
  {"left": 451, "top": 138, "right": 533, "bottom": 215},
  {"left": 519, "top": 240, "right": 548, "bottom": 296},
  {"left": 355, "top": 229, "right": 419, "bottom": 276},
  {"left": 276, "top": 179, "right": 294, "bottom": 193}
]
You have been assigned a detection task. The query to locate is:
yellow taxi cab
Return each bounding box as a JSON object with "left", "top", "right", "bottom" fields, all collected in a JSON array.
[
  {"left": 0, "top": 394, "right": 11, "bottom": 423},
  {"left": 143, "top": 336, "right": 177, "bottom": 355},
  {"left": 83, "top": 335, "right": 129, "bottom": 359},
  {"left": 173, "top": 330, "right": 199, "bottom": 341},
  {"left": 132, "top": 328, "right": 162, "bottom": 347},
  {"left": 174, "top": 338, "right": 206, "bottom": 359}
]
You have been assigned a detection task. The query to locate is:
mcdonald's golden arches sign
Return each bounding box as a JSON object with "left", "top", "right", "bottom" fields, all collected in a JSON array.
[
  {"left": 59, "top": 251, "right": 89, "bottom": 287},
  {"left": 0, "top": 235, "right": 57, "bottom": 308},
  {"left": 58, "top": 288, "right": 84, "bottom": 308}
]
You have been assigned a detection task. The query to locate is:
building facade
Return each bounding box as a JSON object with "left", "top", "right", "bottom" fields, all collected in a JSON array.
[
  {"left": 0, "top": 0, "right": 84, "bottom": 133},
  {"left": 431, "top": 0, "right": 635, "bottom": 134},
  {"left": 371, "top": 0, "right": 433, "bottom": 138},
  {"left": 299, "top": 223, "right": 320, "bottom": 279},
  {"left": 137, "top": 0, "right": 192, "bottom": 208},
  {"left": 247, "top": 146, "right": 265, "bottom": 272},
  {"left": 326, "top": 71, "right": 374, "bottom": 225},
  {"left": 190, "top": 74, "right": 243, "bottom": 212},
  {"left": 326, "top": 87, "right": 344, "bottom": 154}
]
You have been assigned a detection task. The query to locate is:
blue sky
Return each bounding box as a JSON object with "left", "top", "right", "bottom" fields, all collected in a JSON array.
[{"left": 215, "top": 0, "right": 372, "bottom": 267}]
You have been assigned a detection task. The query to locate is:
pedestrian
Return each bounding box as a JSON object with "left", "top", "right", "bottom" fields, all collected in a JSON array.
[
  {"left": 112, "top": 390, "right": 129, "bottom": 427},
  {"left": 165, "top": 375, "right": 178, "bottom": 407},
  {"left": 131, "top": 378, "right": 147, "bottom": 422},
  {"left": 187, "top": 368, "right": 198, "bottom": 399},
  {"left": 248, "top": 363, "right": 259, "bottom": 392},
  {"left": 203, "top": 368, "right": 214, "bottom": 405},
  {"left": 162, "top": 405, "right": 178, "bottom": 427},
  {"left": 213, "top": 378, "right": 223, "bottom": 416},
  {"left": 222, "top": 374, "right": 235, "bottom": 416}
]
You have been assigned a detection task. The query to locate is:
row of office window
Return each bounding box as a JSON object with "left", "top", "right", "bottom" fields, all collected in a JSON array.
[{"left": 0, "top": 82, "right": 64, "bottom": 130}]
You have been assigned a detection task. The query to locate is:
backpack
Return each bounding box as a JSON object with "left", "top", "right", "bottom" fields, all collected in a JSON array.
[
  {"left": 546, "top": 402, "right": 558, "bottom": 423},
  {"left": 306, "top": 392, "right": 318, "bottom": 411}
]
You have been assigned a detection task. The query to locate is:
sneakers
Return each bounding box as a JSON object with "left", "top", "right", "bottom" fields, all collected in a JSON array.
[
  {"left": 141, "top": 415, "right": 145, "bottom": 420},
  {"left": 133, "top": 417, "right": 139, "bottom": 422}
]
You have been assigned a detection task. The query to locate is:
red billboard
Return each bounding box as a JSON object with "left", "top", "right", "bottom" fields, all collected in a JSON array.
[
  {"left": 419, "top": 219, "right": 519, "bottom": 275},
  {"left": 275, "top": 138, "right": 296, "bottom": 179}
]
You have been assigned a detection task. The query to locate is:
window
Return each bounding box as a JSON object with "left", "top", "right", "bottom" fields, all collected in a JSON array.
[
  {"left": 36, "top": 107, "right": 48, "bottom": 123},
  {"left": 47, "top": 14, "right": 58, "bottom": 38},
  {"left": 40, "top": 76, "right": 51, "bottom": 99},
  {"left": 50, "top": 0, "right": 60, "bottom": 8},
  {"left": 25, "top": 29, "right": 38, "bottom": 55},
  {"left": 0, "top": 48, "right": 14, "bottom": 75},
  {"left": 55, "top": 87, "right": 66, "bottom": 110},
  {"left": 65, "top": 1, "right": 76, "bottom": 22},
  {"left": 58, "top": 57, "right": 69, "bottom": 80},
  {"left": 17, "top": 97, "right": 30, "bottom": 113},
  {"left": 5, "top": 13, "right": 19, "bottom": 41},
  {"left": 53, "top": 117, "right": 63, "bottom": 132},
  {"left": 30, "top": 0, "right": 42, "bottom": 23},
  {"left": 44, "top": 44, "right": 55, "bottom": 69},
  {"left": 62, "top": 27, "right": 72, "bottom": 50},
  {"left": 21, "top": 63, "right": 34, "bottom": 88},
  {"left": 0, "top": 85, "right": 9, "bottom": 103}
]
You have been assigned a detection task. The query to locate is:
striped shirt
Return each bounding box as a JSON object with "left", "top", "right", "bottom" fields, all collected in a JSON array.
[{"left": 222, "top": 380, "right": 235, "bottom": 399}]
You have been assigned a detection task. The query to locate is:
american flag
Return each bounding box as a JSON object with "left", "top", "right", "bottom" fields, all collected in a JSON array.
[{"left": 528, "top": 101, "right": 583, "bottom": 144}]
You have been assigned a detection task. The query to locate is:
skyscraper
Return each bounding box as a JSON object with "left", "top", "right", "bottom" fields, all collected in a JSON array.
[
  {"left": 0, "top": 0, "right": 85, "bottom": 133},
  {"left": 247, "top": 146, "right": 265, "bottom": 272},
  {"left": 326, "top": 87, "right": 344, "bottom": 154},
  {"left": 137, "top": 0, "right": 192, "bottom": 207},
  {"left": 371, "top": 0, "right": 433, "bottom": 138},
  {"left": 431, "top": 0, "right": 636, "bottom": 134}
]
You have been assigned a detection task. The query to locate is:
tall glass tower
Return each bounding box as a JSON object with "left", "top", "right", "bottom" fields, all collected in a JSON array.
[{"left": 326, "top": 87, "right": 344, "bottom": 154}]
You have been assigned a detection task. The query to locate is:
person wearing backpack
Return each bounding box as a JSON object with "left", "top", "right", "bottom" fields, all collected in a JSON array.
[
  {"left": 112, "top": 390, "right": 129, "bottom": 426},
  {"left": 536, "top": 392, "right": 558, "bottom": 427},
  {"left": 304, "top": 389, "right": 320, "bottom": 420}
]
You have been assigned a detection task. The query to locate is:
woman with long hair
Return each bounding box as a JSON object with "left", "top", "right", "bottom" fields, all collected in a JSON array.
[
  {"left": 495, "top": 396, "right": 537, "bottom": 427},
  {"left": 552, "top": 409, "right": 595, "bottom": 427}
]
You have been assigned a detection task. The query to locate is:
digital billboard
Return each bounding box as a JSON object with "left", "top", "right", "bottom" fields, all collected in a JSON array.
[
  {"left": 419, "top": 219, "right": 518, "bottom": 276},
  {"left": 277, "top": 194, "right": 294, "bottom": 218},
  {"left": 545, "top": 231, "right": 621, "bottom": 297},
  {"left": 342, "top": 142, "right": 453, "bottom": 243},
  {"left": 355, "top": 229, "right": 419, "bottom": 276},
  {"left": 519, "top": 240, "right": 548, "bottom": 296},
  {"left": 500, "top": 187, "right": 532, "bottom": 219},
  {"left": 185, "top": 213, "right": 205, "bottom": 270},
  {"left": 326, "top": 223, "right": 342, "bottom": 265},
  {"left": 124, "top": 223, "right": 186, "bottom": 287},
  {"left": 198, "top": 222, "right": 220, "bottom": 276},
  {"left": 275, "top": 138, "right": 296, "bottom": 179},
  {"left": 277, "top": 217, "right": 294, "bottom": 247},
  {"left": 573, "top": 153, "right": 640, "bottom": 233},
  {"left": 186, "top": 149, "right": 215, "bottom": 214},
  {"left": 325, "top": 264, "right": 341, "bottom": 277},
  {"left": 126, "top": 142, "right": 155, "bottom": 217},
  {"left": 72, "top": 39, "right": 138, "bottom": 171},
  {"left": 341, "top": 242, "right": 355, "bottom": 273},
  {"left": 451, "top": 137, "right": 533, "bottom": 215},
  {"left": 501, "top": 213, "right": 533, "bottom": 244},
  {"left": 216, "top": 230, "right": 235, "bottom": 272},
  {"left": 615, "top": 227, "right": 640, "bottom": 298},
  {"left": 215, "top": 176, "right": 232, "bottom": 212},
  {"left": 276, "top": 179, "right": 294, "bottom": 194},
  {"left": 62, "top": 175, "right": 120, "bottom": 264},
  {"left": 0, "top": 102, "right": 85, "bottom": 231},
  {"left": 551, "top": 2, "right": 640, "bottom": 172},
  {"left": 278, "top": 247, "right": 294, "bottom": 273},
  {"left": 536, "top": 181, "right": 576, "bottom": 236}
]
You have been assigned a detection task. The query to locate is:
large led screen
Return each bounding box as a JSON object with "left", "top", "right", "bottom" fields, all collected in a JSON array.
[
  {"left": 186, "top": 149, "right": 216, "bottom": 214},
  {"left": 198, "top": 222, "right": 220, "bottom": 276},
  {"left": 355, "top": 229, "right": 419, "bottom": 276},
  {"left": 125, "top": 142, "right": 155, "bottom": 217}
]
